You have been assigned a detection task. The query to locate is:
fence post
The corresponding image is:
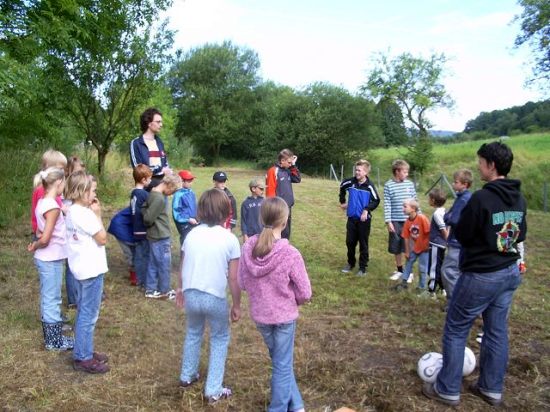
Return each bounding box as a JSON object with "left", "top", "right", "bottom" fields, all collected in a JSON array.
[{"left": 544, "top": 182, "right": 548, "bottom": 213}]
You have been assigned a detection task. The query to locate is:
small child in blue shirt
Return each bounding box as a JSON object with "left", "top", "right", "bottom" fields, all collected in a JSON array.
[
  {"left": 240, "top": 178, "right": 265, "bottom": 242},
  {"left": 172, "top": 170, "right": 198, "bottom": 246},
  {"left": 130, "top": 164, "right": 152, "bottom": 287}
]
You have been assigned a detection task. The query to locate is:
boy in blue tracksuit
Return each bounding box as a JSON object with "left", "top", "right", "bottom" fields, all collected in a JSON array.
[
  {"left": 339, "top": 159, "right": 380, "bottom": 276},
  {"left": 172, "top": 170, "right": 198, "bottom": 246},
  {"left": 240, "top": 178, "right": 265, "bottom": 242},
  {"left": 441, "top": 169, "right": 473, "bottom": 299}
]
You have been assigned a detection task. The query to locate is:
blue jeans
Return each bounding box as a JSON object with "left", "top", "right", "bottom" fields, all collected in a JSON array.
[
  {"left": 257, "top": 321, "right": 304, "bottom": 412},
  {"left": 180, "top": 289, "right": 230, "bottom": 397},
  {"left": 146, "top": 238, "right": 171, "bottom": 293},
  {"left": 435, "top": 264, "right": 521, "bottom": 401},
  {"left": 73, "top": 274, "right": 104, "bottom": 361},
  {"left": 35, "top": 258, "right": 64, "bottom": 323},
  {"left": 134, "top": 239, "right": 150, "bottom": 286},
  {"left": 401, "top": 250, "right": 429, "bottom": 288},
  {"left": 65, "top": 261, "right": 77, "bottom": 306}
]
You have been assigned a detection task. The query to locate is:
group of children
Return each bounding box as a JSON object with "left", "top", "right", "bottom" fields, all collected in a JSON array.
[{"left": 29, "top": 150, "right": 110, "bottom": 374}]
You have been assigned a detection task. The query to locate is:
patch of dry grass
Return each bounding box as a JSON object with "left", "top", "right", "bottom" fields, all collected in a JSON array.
[{"left": 1, "top": 165, "right": 549, "bottom": 411}]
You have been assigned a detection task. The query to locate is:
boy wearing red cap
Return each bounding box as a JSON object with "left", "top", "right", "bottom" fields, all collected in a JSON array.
[{"left": 173, "top": 170, "right": 198, "bottom": 246}]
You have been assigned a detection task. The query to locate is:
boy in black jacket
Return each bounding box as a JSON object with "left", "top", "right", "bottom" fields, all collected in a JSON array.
[{"left": 423, "top": 141, "right": 527, "bottom": 408}]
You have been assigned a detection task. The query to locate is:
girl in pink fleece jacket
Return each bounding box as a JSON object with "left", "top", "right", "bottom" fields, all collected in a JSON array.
[{"left": 239, "top": 197, "right": 312, "bottom": 412}]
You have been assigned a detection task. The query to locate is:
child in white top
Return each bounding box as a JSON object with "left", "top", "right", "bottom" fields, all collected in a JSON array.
[
  {"left": 28, "top": 167, "right": 74, "bottom": 351},
  {"left": 64, "top": 171, "right": 110, "bottom": 374},
  {"left": 176, "top": 188, "right": 241, "bottom": 404}
]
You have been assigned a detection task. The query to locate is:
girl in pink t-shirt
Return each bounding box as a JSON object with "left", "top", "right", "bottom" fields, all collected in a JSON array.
[{"left": 27, "top": 167, "right": 73, "bottom": 351}]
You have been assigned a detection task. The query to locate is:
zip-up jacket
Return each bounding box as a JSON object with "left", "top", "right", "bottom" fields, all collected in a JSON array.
[
  {"left": 339, "top": 176, "right": 380, "bottom": 220},
  {"left": 131, "top": 188, "right": 149, "bottom": 240},
  {"left": 240, "top": 196, "right": 264, "bottom": 236},
  {"left": 130, "top": 135, "right": 169, "bottom": 177},
  {"left": 455, "top": 179, "right": 527, "bottom": 273},
  {"left": 172, "top": 188, "right": 197, "bottom": 225},
  {"left": 444, "top": 189, "right": 472, "bottom": 248},
  {"left": 265, "top": 163, "right": 301, "bottom": 207}
]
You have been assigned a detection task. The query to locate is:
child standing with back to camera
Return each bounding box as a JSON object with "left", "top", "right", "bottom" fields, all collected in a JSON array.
[
  {"left": 28, "top": 167, "right": 74, "bottom": 351},
  {"left": 64, "top": 171, "right": 110, "bottom": 374},
  {"left": 239, "top": 196, "right": 312, "bottom": 412}
]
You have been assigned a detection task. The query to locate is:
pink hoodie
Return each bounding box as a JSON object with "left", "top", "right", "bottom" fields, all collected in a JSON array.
[{"left": 239, "top": 236, "right": 312, "bottom": 325}]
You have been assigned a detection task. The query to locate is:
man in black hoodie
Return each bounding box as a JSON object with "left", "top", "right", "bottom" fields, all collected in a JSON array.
[{"left": 423, "top": 142, "right": 527, "bottom": 407}]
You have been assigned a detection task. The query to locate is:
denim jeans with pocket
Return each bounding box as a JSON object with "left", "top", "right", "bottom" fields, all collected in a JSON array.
[
  {"left": 73, "top": 274, "right": 104, "bottom": 361},
  {"left": 256, "top": 320, "right": 304, "bottom": 412},
  {"left": 180, "top": 289, "right": 230, "bottom": 397},
  {"left": 35, "top": 258, "right": 64, "bottom": 323},
  {"left": 134, "top": 239, "right": 150, "bottom": 286},
  {"left": 435, "top": 264, "right": 521, "bottom": 402},
  {"left": 146, "top": 238, "right": 171, "bottom": 293},
  {"left": 401, "top": 250, "right": 429, "bottom": 288}
]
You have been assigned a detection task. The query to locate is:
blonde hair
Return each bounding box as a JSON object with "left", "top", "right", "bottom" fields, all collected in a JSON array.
[
  {"left": 355, "top": 159, "right": 371, "bottom": 174},
  {"left": 33, "top": 149, "right": 68, "bottom": 188},
  {"left": 252, "top": 197, "right": 289, "bottom": 258},
  {"left": 198, "top": 188, "right": 231, "bottom": 227},
  {"left": 404, "top": 198, "right": 419, "bottom": 211},
  {"left": 64, "top": 171, "right": 92, "bottom": 202},
  {"left": 453, "top": 169, "right": 473, "bottom": 187},
  {"left": 34, "top": 167, "right": 65, "bottom": 191},
  {"left": 392, "top": 159, "right": 409, "bottom": 175},
  {"left": 162, "top": 173, "right": 182, "bottom": 193}
]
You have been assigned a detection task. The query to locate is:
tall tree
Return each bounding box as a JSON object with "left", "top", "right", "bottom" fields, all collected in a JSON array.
[
  {"left": 515, "top": 0, "right": 550, "bottom": 90},
  {"left": 362, "top": 52, "right": 454, "bottom": 174},
  {"left": 376, "top": 97, "right": 408, "bottom": 147},
  {"left": 169, "top": 41, "right": 261, "bottom": 164},
  {"left": 0, "top": 0, "right": 174, "bottom": 173}
]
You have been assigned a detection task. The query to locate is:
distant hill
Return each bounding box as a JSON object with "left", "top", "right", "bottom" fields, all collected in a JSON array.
[{"left": 429, "top": 130, "right": 457, "bottom": 138}]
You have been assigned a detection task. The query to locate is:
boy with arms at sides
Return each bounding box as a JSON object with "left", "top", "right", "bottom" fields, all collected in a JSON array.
[
  {"left": 240, "top": 178, "right": 265, "bottom": 242},
  {"left": 393, "top": 199, "right": 430, "bottom": 291},
  {"left": 384, "top": 159, "right": 417, "bottom": 282},
  {"left": 142, "top": 173, "right": 181, "bottom": 299},
  {"left": 212, "top": 171, "right": 237, "bottom": 231},
  {"left": 423, "top": 188, "right": 448, "bottom": 298},
  {"left": 173, "top": 170, "right": 198, "bottom": 246},
  {"left": 441, "top": 169, "right": 473, "bottom": 300},
  {"left": 131, "top": 164, "right": 152, "bottom": 288},
  {"left": 265, "top": 148, "right": 301, "bottom": 239},
  {"left": 339, "top": 159, "right": 380, "bottom": 277}
]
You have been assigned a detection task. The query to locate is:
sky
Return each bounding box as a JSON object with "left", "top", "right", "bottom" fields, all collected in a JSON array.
[{"left": 164, "top": 0, "right": 543, "bottom": 132}]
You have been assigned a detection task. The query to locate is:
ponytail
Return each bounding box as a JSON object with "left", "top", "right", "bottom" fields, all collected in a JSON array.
[{"left": 252, "top": 197, "right": 288, "bottom": 258}]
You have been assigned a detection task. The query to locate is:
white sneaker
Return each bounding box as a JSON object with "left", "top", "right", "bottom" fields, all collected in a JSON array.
[
  {"left": 390, "top": 271, "right": 402, "bottom": 281},
  {"left": 407, "top": 273, "right": 414, "bottom": 283}
]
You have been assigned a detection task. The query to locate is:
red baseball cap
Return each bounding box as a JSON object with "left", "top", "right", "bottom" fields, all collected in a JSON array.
[{"left": 178, "top": 170, "right": 195, "bottom": 180}]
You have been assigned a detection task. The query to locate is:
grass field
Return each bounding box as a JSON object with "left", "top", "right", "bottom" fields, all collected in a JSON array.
[{"left": 0, "top": 136, "right": 549, "bottom": 410}]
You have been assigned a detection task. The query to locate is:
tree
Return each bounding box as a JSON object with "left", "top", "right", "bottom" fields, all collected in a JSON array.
[
  {"left": 362, "top": 52, "right": 454, "bottom": 174},
  {"left": 169, "top": 41, "right": 261, "bottom": 164},
  {"left": 515, "top": 0, "right": 550, "bottom": 90},
  {"left": 0, "top": 0, "right": 174, "bottom": 173},
  {"left": 376, "top": 97, "right": 408, "bottom": 147}
]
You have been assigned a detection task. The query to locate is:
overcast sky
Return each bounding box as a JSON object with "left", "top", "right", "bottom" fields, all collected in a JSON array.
[{"left": 164, "top": 0, "right": 543, "bottom": 131}]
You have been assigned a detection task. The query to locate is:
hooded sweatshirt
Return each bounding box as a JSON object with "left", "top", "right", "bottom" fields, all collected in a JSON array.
[
  {"left": 455, "top": 179, "right": 527, "bottom": 273},
  {"left": 238, "top": 235, "right": 312, "bottom": 325}
]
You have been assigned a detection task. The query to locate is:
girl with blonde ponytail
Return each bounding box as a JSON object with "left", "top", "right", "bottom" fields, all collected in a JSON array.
[{"left": 239, "top": 196, "right": 312, "bottom": 412}]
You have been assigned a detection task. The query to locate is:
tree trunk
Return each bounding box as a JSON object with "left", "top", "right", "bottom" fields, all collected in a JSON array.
[{"left": 97, "top": 149, "right": 109, "bottom": 175}]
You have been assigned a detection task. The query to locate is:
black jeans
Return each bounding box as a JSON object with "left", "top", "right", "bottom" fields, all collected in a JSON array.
[{"left": 346, "top": 218, "right": 371, "bottom": 270}]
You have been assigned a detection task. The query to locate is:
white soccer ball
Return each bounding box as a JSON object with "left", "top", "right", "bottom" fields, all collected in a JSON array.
[
  {"left": 463, "top": 347, "right": 476, "bottom": 376},
  {"left": 417, "top": 352, "right": 443, "bottom": 383}
]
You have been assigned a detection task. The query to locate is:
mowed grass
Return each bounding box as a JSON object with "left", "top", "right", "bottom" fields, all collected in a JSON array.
[{"left": 1, "top": 160, "right": 549, "bottom": 411}]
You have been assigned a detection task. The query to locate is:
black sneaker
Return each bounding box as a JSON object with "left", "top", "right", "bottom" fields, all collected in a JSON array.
[
  {"left": 469, "top": 383, "right": 502, "bottom": 407},
  {"left": 422, "top": 382, "right": 459, "bottom": 407}
]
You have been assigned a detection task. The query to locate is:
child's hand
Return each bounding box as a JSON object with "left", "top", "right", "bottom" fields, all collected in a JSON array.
[
  {"left": 230, "top": 304, "right": 241, "bottom": 322},
  {"left": 90, "top": 198, "right": 101, "bottom": 214},
  {"left": 189, "top": 218, "right": 198, "bottom": 225},
  {"left": 386, "top": 222, "right": 395, "bottom": 233},
  {"left": 340, "top": 203, "right": 347, "bottom": 210},
  {"left": 291, "top": 155, "right": 298, "bottom": 165},
  {"left": 27, "top": 242, "right": 36, "bottom": 252},
  {"left": 360, "top": 210, "right": 369, "bottom": 222},
  {"left": 175, "top": 288, "right": 184, "bottom": 309}
]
